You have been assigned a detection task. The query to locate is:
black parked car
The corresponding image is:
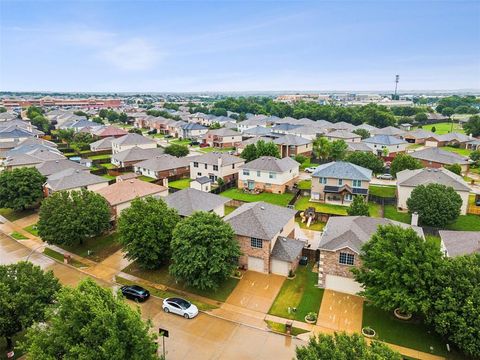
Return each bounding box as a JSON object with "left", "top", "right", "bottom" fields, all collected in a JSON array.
[
  {"left": 189, "top": 140, "right": 200, "bottom": 146},
  {"left": 120, "top": 285, "right": 150, "bottom": 302}
]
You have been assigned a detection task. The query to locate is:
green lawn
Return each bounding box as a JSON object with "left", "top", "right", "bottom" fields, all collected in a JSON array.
[
  {"left": 441, "top": 146, "right": 472, "bottom": 157},
  {"left": 169, "top": 178, "right": 192, "bottom": 190},
  {"left": 101, "top": 174, "right": 116, "bottom": 181},
  {"left": 0, "top": 208, "right": 36, "bottom": 222},
  {"left": 265, "top": 320, "right": 310, "bottom": 337},
  {"left": 169, "top": 139, "right": 191, "bottom": 146},
  {"left": 220, "top": 188, "right": 294, "bottom": 207},
  {"left": 23, "top": 224, "right": 39, "bottom": 236},
  {"left": 425, "top": 235, "right": 441, "bottom": 249},
  {"left": 88, "top": 154, "right": 112, "bottom": 160},
  {"left": 297, "top": 179, "right": 311, "bottom": 190},
  {"left": 100, "top": 163, "right": 116, "bottom": 169},
  {"left": 58, "top": 232, "right": 122, "bottom": 262},
  {"left": 10, "top": 231, "right": 28, "bottom": 240},
  {"left": 362, "top": 303, "right": 450, "bottom": 357},
  {"left": 383, "top": 205, "right": 410, "bottom": 224},
  {"left": 295, "top": 196, "right": 347, "bottom": 215},
  {"left": 369, "top": 185, "right": 396, "bottom": 198},
  {"left": 199, "top": 146, "right": 234, "bottom": 153},
  {"left": 269, "top": 264, "right": 324, "bottom": 322},
  {"left": 224, "top": 205, "right": 237, "bottom": 216},
  {"left": 419, "top": 122, "right": 465, "bottom": 135},
  {"left": 43, "top": 248, "right": 86, "bottom": 268},
  {"left": 116, "top": 276, "right": 216, "bottom": 311},
  {"left": 138, "top": 175, "right": 156, "bottom": 183},
  {"left": 368, "top": 202, "right": 382, "bottom": 218},
  {"left": 296, "top": 217, "right": 326, "bottom": 231},
  {"left": 122, "top": 261, "right": 239, "bottom": 303},
  {"left": 299, "top": 158, "right": 313, "bottom": 170}
]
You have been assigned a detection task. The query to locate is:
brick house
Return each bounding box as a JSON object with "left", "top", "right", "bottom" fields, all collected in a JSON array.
[
  {"left": 224, "top": 202, "right": 304, "bottom": 276},
  {"left": 410, "top": 147, "right": 471, "bottom": 174},
  {"left": 111, "top": 133, "right": 157, "bottom": 154},
  {"left": 273, "top": 134, "right": 312, "bottom": 158},
  {"left": 134, "top": 154, "right": 192, "bottom": 181},
  {"left": 238, "top": 156, "right": 299, "bottom": 194},
  {"left": 190, "top": 152, "right": 244, "bottom": 184},
  {"left": 203, "top": 128, "right": 242, "bottom": 148},
  {"left": 318, "top": 216, "right": 424, "bottom": 294}
]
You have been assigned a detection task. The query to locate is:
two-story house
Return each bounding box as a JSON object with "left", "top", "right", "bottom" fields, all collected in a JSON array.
[
  {"left": 273, "top": 134, "right": 312, "bottom": 158},
  {"left": 190, "top": 152, "right": 245, "bottom": 183},
  {"left": 311, "top": 161, "right": 372, "bottom": 205},
  {"left": 363, "top": 134, "right": 408, "bottom": 158},
  {"left": 203, "top": 128, "right": 242, "bottom": 148},
  {"left": 238, "top": 156, "right": 299, "bottom": 194},
  {"left": 111, "top": 133, "right": 157, "bottom": 154},
  {"left": 224, "top": 201, "right": 304, "bottom": 276}
]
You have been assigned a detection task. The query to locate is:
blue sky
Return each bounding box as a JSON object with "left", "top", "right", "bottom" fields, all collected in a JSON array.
[{"left": 0, "top": 1, "right": 479, "bottom": 92}]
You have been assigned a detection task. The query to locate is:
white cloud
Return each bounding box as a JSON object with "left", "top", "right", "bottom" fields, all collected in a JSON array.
[{"left": 98, "top": 38, "right": 161, "bottom": 71}]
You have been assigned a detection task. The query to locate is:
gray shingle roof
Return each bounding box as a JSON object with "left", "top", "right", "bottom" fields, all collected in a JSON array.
[
  {"left": 397, "top": 168, "right": 471, "bottom": 192},
  {"left": 224, "top": 202, "right": 296, "bottom": 240},
  {"left": 271, "top": 237, "right": 305, "bottom": 262},
  {"left": 273, "top": 134, "right": 311, "bottom": 146},
  {"left": 372, "top": 126, "right": 405, "bottom": 136},
  {"left": 327, "top": 130, "right": 361, "bottom": 139},
  {"left": 90, "top": 137, "right": 114, "bottom": 151},
  {"left": 35, "top": 159, "right": 89, "bottom": 176},
  {"left": 134, "top": 154, "right": 190, "bottom": 172},
  {"left": 192, "top": 152, "right": 244, "bottom": 167},
  {"left": 241, "top": 156, "right": 299, "bottom": 173},
  {"left": 112, "top": 133, "right": 156, "bottom": 146},
  {"left": 439, "top": 230, "right": 480, "bottom": 257},
  {"left": 207, "top": 128, "right": 240, "bottom": 137},
  {"left": 347, "top": 142, "right": 372, "bottom": 152},
  {"left": 363, "top": 134, "right": 407, "bottom": 145},
  {"left": 164, "top": 188, "right": 229, "bottom": 217},
  {"left": 243, "top": 127, "right": 273, "bottom": 136},
  {"left": 319, "top": 216, "right": 424, "bottom": 253},
  {"left": 312, "top": 161, "right": 372, "bottom": 181},
  {"left": 330, "top": 121, "right": 356, "bottom": 131},
  {"left": 46, "top": 168, "right": 108, "bottom": 191},
  {"left": 404, "top": 129, "right": 435, "bottom": 139},
  {"left": 112, "top": 147, "right": 164, "bottom": 163},
  {"left": 355, "top": 123, "right": 378, "bottom": 132},
  {"left": 410, "top": 147, "right": 470, "bottom": 165}
]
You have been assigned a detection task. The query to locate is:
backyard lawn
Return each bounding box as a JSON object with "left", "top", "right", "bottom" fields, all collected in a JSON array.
[
  {"left": 0, "top": 208, "right": 36, "bottom": 222},
  {"left": 368, "top": 202, "right": 382, "bottom": 218},
  {"left": 383, "top": 205, "right": 411, "bottom": 224},
  {"left": 122, "top": 261, "right": 239, "bottom": 303},
  {"left": 269, "top": 263, "right": 324, "bottom": 322},
  {"left": 138, "top": 175, "right": 156, "bottom": 183},
  {"left": 224, "top": 205, "right": 237, "bottom": 216},
  {"left": 220, "top": 188, "right": 294, "bottom": 207},
  {"left": 58, "top": 232, "right": 122, "bottom": 262},
  {"left": 88, "top": 154, "right": 112, "bottom": 160},
  {"left": 168, "top": 178, "right": 192, "bottom": 190},
  {"left": 362, "top": 303, "right": 450, "bottom": 357},
  {"left": 442, "top": 146, "right": 472, "bottom": 157},
  {"left": 295, "top": 196, "right": 347, "bottom": 215},
  {"left": 297, "top": 179, "right": 311, "bottom": 190},
  {"left": 296, "top": 217, "right": 325, "bottom": 231},
  {"left": 369, "top": 185, "right": 396, "bottom": 198},
  {"left": 101, "top": 174, "right": 116, "bottom": 181},
  {"left": 419, "top": 122, "right": 465, "bottom": 135},
  {"left": 100, "top": 163, "right": 117, "bottom": 169}
]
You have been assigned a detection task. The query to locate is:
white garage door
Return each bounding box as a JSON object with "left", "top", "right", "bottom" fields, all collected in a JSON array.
[
  {"left": 425, "top": 140, "right": 438, "bottom": 147},
  {"left": 248, "top": 256, "right": 265, "bottom": 273},
  {"left": 325, "top": 274, "right": 363, "bottom": 295},
  {"left": 271, "top": 259, "right": 289, "bottom": 276}
]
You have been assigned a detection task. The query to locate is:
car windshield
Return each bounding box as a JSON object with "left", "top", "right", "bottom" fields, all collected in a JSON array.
[
  {"left": 174, "top": 298, "right": 191, "bottom": 309},
  {"left": 131, "top": 286, "right": 147, "bottom": 294}
]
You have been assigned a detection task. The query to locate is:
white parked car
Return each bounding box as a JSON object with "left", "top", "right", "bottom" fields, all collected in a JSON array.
[
  {"left": 304, "top": 167, "right": 318, "bottom": 173},
  {"left": 377, "top": 174, "right": 394, "bottom": 180},
  {"left": 163, "top": 297, "right": 199, "bottom": 319}
]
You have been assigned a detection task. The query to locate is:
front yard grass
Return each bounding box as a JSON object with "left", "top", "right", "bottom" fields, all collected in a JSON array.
[
  {"left": 295, "top": 196, "right": 347, "bottom": 215},
  {"left": 168, "top": 178, "right": 192, "bottom": 190},
  {"left": 265, "top": 320, "right": 310, "bottom": 336},
  {"left": 220, "top": 188, "right": 294, "bottom": 207},
  {"left": 369, "top": 185, "right": 396, "bottom": 198},
  {"left": 58, "top": 232, "right": 122, "bottom": 262},
  {"left": 362, "top": 303, "right": 450, "bottom": 357},
  {"left": 0, "top": 208, "right": 36, "bottom": 222},
  {"left": 43, "top": 248, "right": 86, "bottom": 268},
  {"left": 23, "top": 224, "right": 39, "bottom": 236},
  {"left": 169, "top": 139, "right": 191, "bottom": 146},
  {"left": 10, "top": 231, "right": 28, "bottom": 240},
  {"left": 122, "top": 261, "right": 239, "bottom": 303},
  {"left": 269, "top": 263, "right": 324, "bottom": 322},
  {"left": 442, "top": 146, "right": 472, "bottom": 157},
  {"left": 199, "top": 146, "right": 234, "bottom": 153}
]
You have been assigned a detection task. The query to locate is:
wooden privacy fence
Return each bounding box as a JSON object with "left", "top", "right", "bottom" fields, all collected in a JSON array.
[{"left": 467, "top": 205, "right": 480, "bottom": 215}]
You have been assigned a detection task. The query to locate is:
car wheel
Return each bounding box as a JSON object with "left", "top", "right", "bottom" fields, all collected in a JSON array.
[
  {"left": 184, "top": 313, "right": 190, "bottom": 319},
  {"left": 163, "top": 307, "right": 169, "bottom": 313}
]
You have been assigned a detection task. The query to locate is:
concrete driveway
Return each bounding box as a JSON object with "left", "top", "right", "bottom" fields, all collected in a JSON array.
[
  {"left": 316, "top": 289, "right": 364, "bottom": 333},
  {"left": 225, "top": 271, "right": 285, "bottom": 313}
]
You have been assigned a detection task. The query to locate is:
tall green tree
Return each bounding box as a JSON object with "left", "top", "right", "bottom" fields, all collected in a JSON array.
[
  {"left": 462, "top": 115, "right": 480, "bottom": 137},
  {"left": 0, "top": 167, "right": 46, "bottom": 211},
  {"left": 170, "top": 212, "right": 241, "bottom": 290},
  {"left": 406, "top": 183, "right": 462, "bottom": 228},
  {"left": 329, "top": 140, "right": 348, "bottom": 161},
  {"left": 352, "top": 128, "right": 370, "bottom": 139},
  {"left": 414, "top": 112, "right": 428, "bottom": 123},
  {"left": 352, "top": 225, "right": 443, "bottom": 314},
  {"left": 26, "top": 106, "right": 44, "bottom": 120},
  {"left": 445, "top": 163, "right": 462, "bottom": 175},
  {"left": 118, "top": 197, "right": 180, "bottom": 269},
  {"left": 0, "top": 262, "right": 60, "bottom": 352},
  {"left": 56, "top": 128, "right": 75, "bottom": 144},
  {"left": 240, "top": 140, "right": 279, "bottom": 162},
  {"left": 31, "top": 114, "right": 50, "bottom": 133},
  {"left": 0, "top": 107, "right": 7, "bottom": 113},
  {"left": 345, "top": 151, "right": 384, "bottom": 174},
  {"left": 347, "top": 196, "right": 369, "bottom": 216},
  {"left": 21, "top": 278, "right": 158, "bottom": 360},
  {"left": 312, "top": 136, "right": 331, "bottom": 162},
  {"left": 240, "top": 143, "right": 258, "bottom": 162},
  {"left": 390, "top": 153, "right": 423, "bottom": 177},
  {"left": 98, "top": 109, "right": 108, "bottom": 119},
  {"left": 295, "top": 332, "right": 402, "bottom": 360},
  {"left": 427, "top": 254, "right": 480, "bottom": 358},
  {"left": 164, "top": 144, "right": 189, "bottom": 157},
  {"left": 38, "top": 190, "right": 110, "bottom": 246}
]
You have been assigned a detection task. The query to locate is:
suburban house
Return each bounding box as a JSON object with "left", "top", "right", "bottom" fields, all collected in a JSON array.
[
  {"left": 236, "top": 136, "right": 273, "bottom": 154},
  {"left": 329, "top": 121, "right": 356, "bottom": 131},
  {"left": 465, "top": 138, "right": 480, "bottom": 151},
  {"left": 423, "top": 132, "right": 471, "bottom": 148},
  {"left": 238, "top": 156, "right": 299, "bottom": 194},
  {"left": 190, "top": 176, "right": 212, "bottom": 192},
  {"left": 190, "top": 152, "right": 245, "bottom": 183},
  {"left": 59, "top": 119, "right": 102, "bottom": 133},
  {"left": 325, "top": 130, "right": 361, "bottom": 143},
  {"left": 3, "top": 148, "right": 65, "bottom": 170},
  {"left": 181, "top": 122, "right": 208, "bottom": 139},
  {"left": 203, "top": 128, "right": 242, "bottom": 148},
  {"left": 346, "top": 142, "right": 373, "bottom": 153},
  {"left": 311, "top": 161, "right": 372, "bottom": 205},
  {"left": 273, "top": 134, "right": 312, "bottom": 157},
  {"left": 363, "top": 134, "right": 408, "bottom": 157},
  {"left": 95, "top": 179, "right": 168, "bottom": 219},
  {"left": 237, "top": 117, "right": 268, "bottom": 132},
  {"left": 242, "top": 126, "right": 274, "bottom": 138},
  {"left": 92, "top": 125, "right": 128, "bottom": 138},
  {"left": 371, "top": 126, "right": 406, "bottom": 137},
  {"left": 35, "top": 159, "right": 89, "bottom": 176},
  {"left": 410, "top": 147, "right": 471, "bottom": 174},
  {"left": 439, "top": 230, "right": 480, "bottom": 257},
  {"left": 90, "top": 137, "right": 114, "bottom": 152},
  {"left": 133, "top": 154, "right": 191, "bottom": 181},
  {"left": 111, "top": 133, "right": 157, "bottom": 154},
  {"left": 111, "top": 147, "right": 164, "bottom": 167},
  {"left": 396, "top": 168, "right": 471, "bottom": 215},
  {"left": 318, "top": 216, "right": 424, "bottom": 294},
  {"left": 164, "top": 188, "right": 229, "bottom": 217},
  {"left": 224, "top": 201, "right": 304, "bottom": 276},
  {"left": 354, "top": 123, "right": 378, "bottom": 133},
  {"left": 44, "top": 168, "right": 110, "bottom": 195},
  {"left": 402, "top": 129, "right": 435, "bottom": 144}
]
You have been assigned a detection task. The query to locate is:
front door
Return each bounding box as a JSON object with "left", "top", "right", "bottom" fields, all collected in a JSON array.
[{"left": 247, "top": 180, "right": 255, "bottom": 190}]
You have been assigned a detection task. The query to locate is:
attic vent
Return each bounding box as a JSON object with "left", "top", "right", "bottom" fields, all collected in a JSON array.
[{"left": 260, "top": 206, "right": 265, "bottom": 210}]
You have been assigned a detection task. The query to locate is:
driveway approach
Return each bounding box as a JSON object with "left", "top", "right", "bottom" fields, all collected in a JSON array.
[
  {"left": 0, "top": 232, "right": 303, "bottom": 360},
  {"left": 316, "top": 289, "right": 364, "bottom": 333}
]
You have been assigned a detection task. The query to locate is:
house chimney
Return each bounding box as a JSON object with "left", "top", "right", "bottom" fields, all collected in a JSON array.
[
  {"left": 162, "top": 177, "right": 168, "bottom": 188},
  {"left": 411, "top": 212, "right": 419, "bottom": 227}
]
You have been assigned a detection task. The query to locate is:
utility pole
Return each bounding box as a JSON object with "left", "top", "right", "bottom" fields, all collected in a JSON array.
[{"left": 394, "top": 75, "right": 399, "bottom": 100}]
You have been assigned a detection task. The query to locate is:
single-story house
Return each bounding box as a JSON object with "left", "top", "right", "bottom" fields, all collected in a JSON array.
[
  {"left": 35, "top": 159, "right": 90, "bottom": 176},
  {"left": 44, "top": 168, "right": 110, "bottom": 195},
  {"left": 424, "top": 132, "right": 471, "bottom": 148},
  {"left": 439, "top": 230, "right": 480, "bottom": 257},
  {"left": 111, "top": 133, "right": 157, "bottom": 154},
  {"left": 396, "top": 168, "right": 471, "bottom": 215},
  {"left": 96, "top": 179, "right": 168, "bottom": 219},
  {"left": 224, "top": 201, "right": 304, "bottom": 276},
  {"left": 465, "top": 138, "right": 480, "bottom": 151},
  {"left": 164, "top": 188, "right": 229, "bottom": 217},
  {"left": 410, "top": 147, "right": 471, "bottom": 174},
  {"left": 346, "top": 142, "right": 373, "bottom": 153},
  {"left": 3, "top": 148, "right": 65, "bottom": 170},
  {"left": 134, "top": 154, "right": 191, "bottom": 181},
  {"left": 318, "top": 216, "right": 424, "bottom": 294},
  {"left": 371, "top": 126, "right": 406, "bottom": 137},
  {"left": 325, "top": 130, "right": 361, "bottom": 143},
  {"left": 111, "top": 147, "right": 164, "bottom": 168},
  {"left": 238, "top": 156, "right": 299, "bottom": 194},
  {"left": 90, "top": 137, "right": 114, "bottom": 152},
  {"left": 402, "top": 129, "right": 435, "bottom": 144},
  {"left": 273, "top": 134, "right": 312, "bottom": 158}
]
